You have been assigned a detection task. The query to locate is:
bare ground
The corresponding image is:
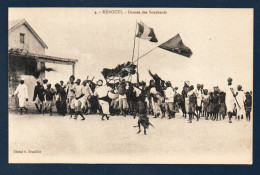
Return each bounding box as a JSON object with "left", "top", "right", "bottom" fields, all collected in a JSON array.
[{"left": 9, "top": 112, "right": 252, "bottom": 164}]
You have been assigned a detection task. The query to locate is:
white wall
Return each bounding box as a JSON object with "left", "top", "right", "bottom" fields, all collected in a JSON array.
[{"left": 8, "top": 24, "right": 45, "bottom": 54}]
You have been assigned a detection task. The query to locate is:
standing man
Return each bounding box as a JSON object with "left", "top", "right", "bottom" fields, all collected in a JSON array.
[
  {"left": 195, "top": 84, "right": 203, "bottom": 118},
  {"left": 244, "top": 91, "right": 252, "bottom": 121},
  {"left": 66, "top": 75, "right": 75, "bottom": 115},
  {"left": 55, "top": 83, "right": 67, "bottom": 116},
  {"left": 164, "top": 81, "right": 176, "bottom": 119},
  {"left": 202, "top": 89, "right": 210, "bottom": 120},
  {"left": 150, "top": 81, "right": 162, "bottom": 118},
  {"left": 236, "top": 85, "right": 245, "bottom": 120},
  {"left": 212, "top": 86, "right": 220, "bottom": 121},
  {"left": 82, "top": 80, "right": 94, "bottom": 114},
  {"left": 187, "top": 85, "right": 198, "bottom": 123},
  {"left": 94, "top": 80, "right": 112, "bottom": 120},
  {"left": 44, "top": 84, "right": 55, "bottom": 116},
  {"left": 12, "top": 79, "right": 29, "bottom": 115},
  {"left": 127, "top": 82, "right": 137, "bottom": 116},
  {"left": 225, "top": 77, "right": 238, "bottom": 123},
  {"left": 33, "top": 81, "right": 45, "bottom": 113},
  {"left": 118, "top": 79, "right": 128, "bottom": 117},
  {"left": 182, "top": 81, "right": 190, "bottom": 118},
  {"left": 73, "top": 79, "right": 85, "bottom": 120}
]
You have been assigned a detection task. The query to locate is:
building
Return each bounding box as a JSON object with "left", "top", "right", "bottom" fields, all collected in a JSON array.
[{"left": 8, "top": 19, "right": 78, "bottom": 108}]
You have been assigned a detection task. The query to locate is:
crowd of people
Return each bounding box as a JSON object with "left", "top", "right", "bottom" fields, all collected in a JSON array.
[{"left": 12, "top": 71, "right": 253, "bottom": 127}]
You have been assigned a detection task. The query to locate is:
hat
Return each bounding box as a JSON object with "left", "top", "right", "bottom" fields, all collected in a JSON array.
[
  {"left": 47, "top": 84, "right": 51, "bottom": 87},
  {"left": 237, "top": 85, "right": 242, "bottom": 90},
  {"left": 76, "top": 79, "right": 81, "bottom": 83}
]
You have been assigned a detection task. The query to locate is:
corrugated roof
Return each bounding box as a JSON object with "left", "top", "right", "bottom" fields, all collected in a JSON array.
[{"left": 8, "top": 19, "right": 48, "bottom": 49}]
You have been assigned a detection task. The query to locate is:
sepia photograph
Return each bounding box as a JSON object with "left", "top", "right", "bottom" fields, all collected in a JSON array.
[{"left": 8, "top": 8, "right": 253, "bottom": 164}]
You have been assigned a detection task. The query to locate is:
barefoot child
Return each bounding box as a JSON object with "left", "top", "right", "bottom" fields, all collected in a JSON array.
[{"left": 136, "top": 91, "right": 152, "bottom": 135}]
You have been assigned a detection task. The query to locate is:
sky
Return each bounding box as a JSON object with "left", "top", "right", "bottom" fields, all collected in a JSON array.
[{"left": 9, "top": 8, "right": 253, "bottom": 92}]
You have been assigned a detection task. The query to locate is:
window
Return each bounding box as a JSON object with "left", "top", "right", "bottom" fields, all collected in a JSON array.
[{"left": 20, "top": 33, "right": 25, "bottom": 44}]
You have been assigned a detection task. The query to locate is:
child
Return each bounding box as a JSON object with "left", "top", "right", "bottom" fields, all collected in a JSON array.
[{"left": 136, "top": 91, "right": 152, "bottom": 135}]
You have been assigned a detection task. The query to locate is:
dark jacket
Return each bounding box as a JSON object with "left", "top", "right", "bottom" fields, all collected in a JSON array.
[
  {"left": 33, "top": 85, "right": 45, "bottom": 101},
  {"left": 45, "top": 88, "right": 55, "bottom": 101}
]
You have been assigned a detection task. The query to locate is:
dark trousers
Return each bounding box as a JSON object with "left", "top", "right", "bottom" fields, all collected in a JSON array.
[
  {"left": 56, "top": 100, "right": 61, "bottom": 114},
  {"left": 60, "top": 100, "right": 67, "bottom": 116}
]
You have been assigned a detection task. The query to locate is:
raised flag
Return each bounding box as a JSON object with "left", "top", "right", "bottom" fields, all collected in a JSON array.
[
  {"left": 158, "top": 34, "right": 192, "bottom": 58},
  {"left": 136, "top": 21, "right": 158, "bottom": 42}
]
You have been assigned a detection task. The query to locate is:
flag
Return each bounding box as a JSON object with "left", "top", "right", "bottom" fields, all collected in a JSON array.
[
  {"left": 158, "top": 34, "right": 192, "bottom": 58},
  {"left": 136, "top": 21, "right": 158, "bottom": 42}
]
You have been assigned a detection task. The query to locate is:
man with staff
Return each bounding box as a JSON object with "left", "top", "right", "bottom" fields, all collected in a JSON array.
[{"left": 225, "top": 77, "right": 239, "bottom": 123}]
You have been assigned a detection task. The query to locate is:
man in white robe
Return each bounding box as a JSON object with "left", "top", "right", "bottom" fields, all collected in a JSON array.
[
  {"left": 225, "top": 77, "right": 237, "bottom": 123},
  {"left": 236, "top": 85, "right": 245, "bottom": 120},
  {"left": 94, "top": 80, "right": 112, "bottom": 120},
  {"left": 13, "top": 80, "right": 29, "bottom": 115}
]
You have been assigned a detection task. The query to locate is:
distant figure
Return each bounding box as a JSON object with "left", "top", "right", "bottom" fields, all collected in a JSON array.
[
  {"left": 195, "top": 84, "right": 203, "bottom": 118},
  {"left": 44, "top": 84, "right": 55, "bottom": 116},
  {"left": 212, "top": 87, "right": 220, "bottom": 121},
  {"left": 136, "top": 91, "right": 153, "bottom": 135},
  {"left": 225, "top": 77, "right": 237, "bottom": 123},
  {"left": 55, "top": 83, "right": 67, "bottom": 116},
  {"left": 118, "top": 79, "right": 128, "bottom": 116},
  {"left": 73, "top": 79, "right": 85, "bottom": 120},
  {"left": 202, "top": 89, "right": 210, "bottom": 120},
  {"left": 244, "top": 91, "right": 252, "bottom": 121},
  {"left": 13, "top": 79, "right": 29, "bottom": 115},
  {"left": 218, "top": 91, "right": 226, "bottom": 120},
  {"left": 236, "top": 85, "right": 245, "bottom": 120},
  {"left": 66, "top": 75, "right": 75, "bottom": 115},
  {"left": 182, "top": 81, "right": 190, "bottom": 118},
  {"left": 187, "top": 85, "right": 198, "bottom": 123},
  {"left": 164, "top": 81, "right": 176, "bottom": 119},
  {"left": 82, "top": 80, "right": 94, "bottom": 114},
  {"left": 33, "top": 81, "right": 45, "bottom": 113}
]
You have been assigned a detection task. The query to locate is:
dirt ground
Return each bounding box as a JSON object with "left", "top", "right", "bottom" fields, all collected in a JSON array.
[{"left": 8, "top": 111, "right": 252, "bottom": 164}]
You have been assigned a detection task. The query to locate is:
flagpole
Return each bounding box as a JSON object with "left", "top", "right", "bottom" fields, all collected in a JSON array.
[
  {"left": 137, "top": 37, "right": 140, "bottom": 84},
  {"left": 131, "top": 20, "right": 138, "bottom": 63}
]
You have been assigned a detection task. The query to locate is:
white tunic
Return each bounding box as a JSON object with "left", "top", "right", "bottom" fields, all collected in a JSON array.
[
  {"left": 14, "top": 84, "right": 29, "bottom": 107},
  {"left": 164, "top": 87, "right": 175, "bottom": 103},
  {"left": 225, "top": 85, "right": 236, "bottom": 113},
  {"left": 94, "top": 85, "right": 112, "bottom": 115},
  {"left": 195, "top": 89, "right": 202, "bottom": 107}
]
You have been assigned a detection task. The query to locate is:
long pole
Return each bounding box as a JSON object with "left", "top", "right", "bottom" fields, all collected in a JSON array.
[
  {"left": 133, "top": 45, "right": 159, "bottom": 64},
  {"left": 137, "top": 37, "right": 140, "bottom": 84},
  {"left": 131, "top": 21, "right": 138, "bottom": 63}
]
